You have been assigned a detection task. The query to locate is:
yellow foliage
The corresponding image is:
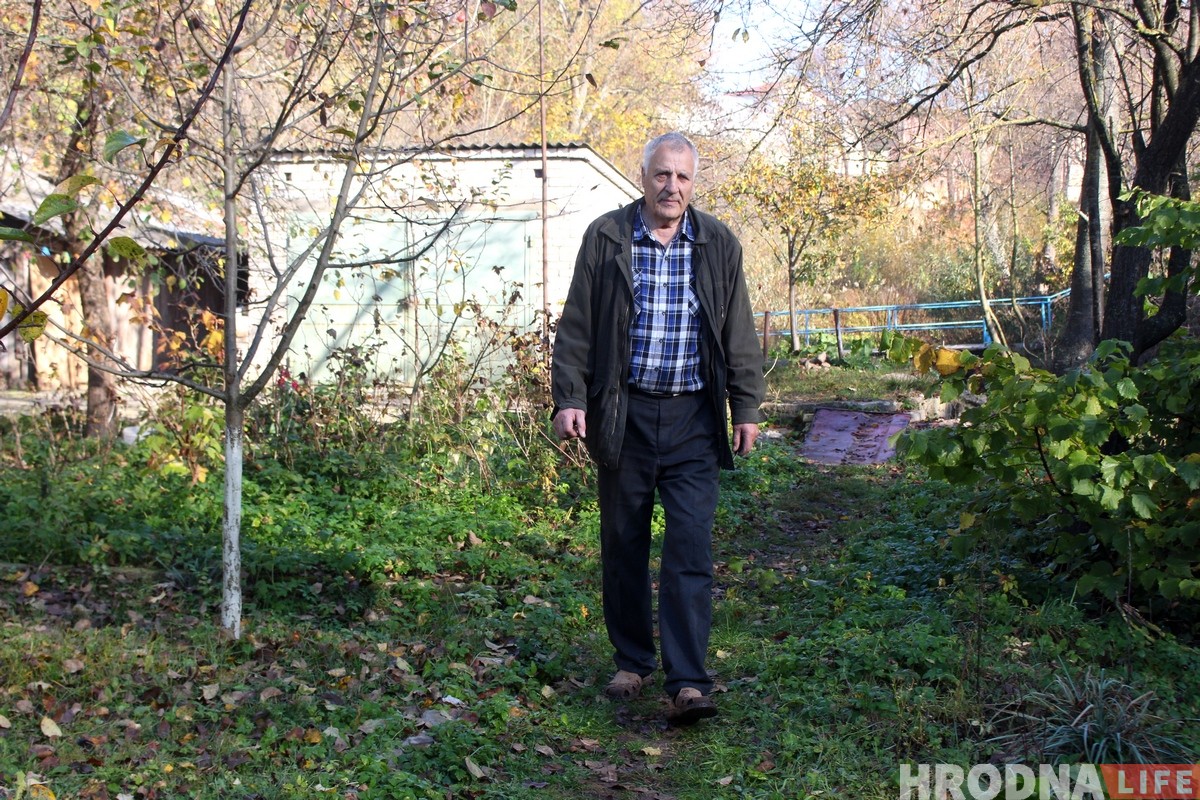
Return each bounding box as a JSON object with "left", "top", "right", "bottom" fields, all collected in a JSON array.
[
  {"left": 914, "top": 344, "right": 935, "bottom": 374},
  {"left": 18, "top": 310, "right": 48, "bottom": 343},
  {"left": 934, "top": 347, "right": 963, "bottom": 376}
]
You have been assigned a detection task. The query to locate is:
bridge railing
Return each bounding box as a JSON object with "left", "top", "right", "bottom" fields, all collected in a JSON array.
[{"left": 756, "top": 289, "right": 1073, "bottom": 352}]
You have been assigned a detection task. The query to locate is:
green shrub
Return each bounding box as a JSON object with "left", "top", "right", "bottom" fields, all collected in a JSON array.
[{"left": 898, "top": 340, "right": 1199, "bottom": 613}]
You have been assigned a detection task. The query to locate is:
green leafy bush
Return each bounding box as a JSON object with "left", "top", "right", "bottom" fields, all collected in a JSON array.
[
  {"left": 899, "top": 340, "right": 1199, "bottom": 610},
  {"left": 893, "top": 194, "right": 1200, "bottom": 617}
]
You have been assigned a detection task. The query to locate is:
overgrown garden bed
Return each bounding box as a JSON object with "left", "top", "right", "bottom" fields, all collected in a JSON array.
[{"left": 0, "top": 358, "right": 1196, "bottom": 799}]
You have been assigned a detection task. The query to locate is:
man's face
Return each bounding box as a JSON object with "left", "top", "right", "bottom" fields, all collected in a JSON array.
[{"left": 640, "top": 144, "right": 696, "bottom": 230}]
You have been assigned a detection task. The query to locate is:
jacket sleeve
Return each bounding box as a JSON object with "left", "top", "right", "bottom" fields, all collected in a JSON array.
[
  {"left": 722, "top": 238, "right": 766, "bottom": 426},
  {"left": 550, "top": 226, "right": 597, "bottom": 415}
]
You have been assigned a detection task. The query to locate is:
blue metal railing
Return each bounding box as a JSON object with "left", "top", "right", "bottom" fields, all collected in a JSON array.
[{"left": 757, "top": 289, "right": 1072, "bottom": 348}]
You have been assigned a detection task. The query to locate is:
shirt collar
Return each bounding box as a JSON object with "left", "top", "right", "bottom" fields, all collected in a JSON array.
[{"left": 634, "top": 201, "right": 694, "bottom": 244}]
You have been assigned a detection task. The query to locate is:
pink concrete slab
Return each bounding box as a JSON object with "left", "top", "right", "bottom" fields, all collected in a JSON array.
[{"left": 800, "top": 407, "right": 911, "bottom": 465}]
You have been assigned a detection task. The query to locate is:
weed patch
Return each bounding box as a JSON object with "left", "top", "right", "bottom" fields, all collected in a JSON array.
[{"left": 2, "top": 362, "right": 1197, "bottom": 798}]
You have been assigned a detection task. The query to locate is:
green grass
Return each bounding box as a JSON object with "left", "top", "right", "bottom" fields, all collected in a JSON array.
[
  {"left": 1, "top": 359, "right": 1196, "bottom": 799},
  {"left": 762, "top": 357, "right": 937, "bottom": 410}
]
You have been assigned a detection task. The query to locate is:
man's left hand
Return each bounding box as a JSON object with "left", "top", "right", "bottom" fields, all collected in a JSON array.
[{"left": 732, "top": 423, "right": 759, "bottom": 457}]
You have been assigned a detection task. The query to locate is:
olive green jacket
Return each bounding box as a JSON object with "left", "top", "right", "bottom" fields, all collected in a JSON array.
[{"left": 551, "top": 200, "right": 765, "bottom": 470}]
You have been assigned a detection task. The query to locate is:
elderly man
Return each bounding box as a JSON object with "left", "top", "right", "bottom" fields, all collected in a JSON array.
[{"left": 551, "top": 131, "right": 765, "bottom": 725}]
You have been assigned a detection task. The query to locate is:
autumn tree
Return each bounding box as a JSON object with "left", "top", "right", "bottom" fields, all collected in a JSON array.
[
  {"left": 0, "top": 0, "right": 238, "bottom": 434},
  {"left": 773, "top": 0, "right": 1199, "bottom": 364},
  {"left": 714, "top": 132, "right": 891, "bottom": 352},
  {"left": 1, "top": 0, "right": 599, "bottom": 638},
  {"left": 444, "top": 0, "right": 719, "bottom": 174}
]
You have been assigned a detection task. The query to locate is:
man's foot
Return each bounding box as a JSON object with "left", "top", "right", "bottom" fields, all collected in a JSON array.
[
  {"left": 604, "top": 670, "right": 646, "bottom": 700},
  {"left": 667, "top": 687, "right": 718, "bottom": 726}
]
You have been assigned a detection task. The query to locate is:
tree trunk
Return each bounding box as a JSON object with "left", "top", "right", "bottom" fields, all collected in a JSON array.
[
  {"left": 76, "top": 258, "right": 119, "bottom": 437},
  {"left": 220, "top": 60, "right": 243, "bottom": 639},
  {"left": 1040, "top": 150, "right": 1062, "bottom": 276},
  {"left": 970, "top": 127, "right": 1006, "bottom": 347},
  {"left": 1053, "top": 123, "right": 1107, "bottom": 372},
  {"left": 221, "top": 403, "right": 244, "bottom": 638},
  {"left": 56, "top": 82, "right": 119, "bottom": 437},
  {"left": 788, "top": 264, "right": 800, "bottom": 353},
  {"left": 1094, "top": 3, "right": 1200, "bottom": 358}
]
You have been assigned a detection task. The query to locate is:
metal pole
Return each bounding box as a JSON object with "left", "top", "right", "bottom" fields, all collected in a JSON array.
[
  {"left": 833, "top": 308, "right": 845, "bottom": 360},
  {"left": 538, "top": 0, "right": 550, "bottom": 363}
]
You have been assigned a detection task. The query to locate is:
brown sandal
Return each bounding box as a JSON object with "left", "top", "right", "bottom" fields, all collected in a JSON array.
[
  {"left": 604, "top": 670, "right": 645, "bottom": 699},
  {"left": 667, "top": 687, "right": 718, "bottom": 726}
]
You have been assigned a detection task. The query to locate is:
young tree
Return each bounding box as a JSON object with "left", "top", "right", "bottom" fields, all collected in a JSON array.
[
  {"left": 3, "top": 0, "right": 633, "bottom": 639},
  {"left": 714, "top": 139, "right": 890, "bottom": 352}
]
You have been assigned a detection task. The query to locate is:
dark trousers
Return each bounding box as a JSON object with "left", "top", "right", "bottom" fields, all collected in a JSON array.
[{"left": 597, "top": 390, "right": 721, "bottom": 698}]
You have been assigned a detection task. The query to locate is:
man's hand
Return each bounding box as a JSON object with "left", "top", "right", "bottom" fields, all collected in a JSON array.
[
  {"left": 732, "top": 423, "right": 759, "bottom": 457},
  {"left": 553, "top": 408, "right": 587, "bottom": 441}
]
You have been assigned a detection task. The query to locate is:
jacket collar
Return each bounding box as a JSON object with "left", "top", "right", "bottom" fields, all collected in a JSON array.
[{"left": 601, "top": 200, "right": 713, "bottom": 246}]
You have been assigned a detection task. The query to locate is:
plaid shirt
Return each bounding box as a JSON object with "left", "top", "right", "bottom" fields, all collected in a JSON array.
[{"left": 628, "top": 206, "right": 704, "bottom": 394}]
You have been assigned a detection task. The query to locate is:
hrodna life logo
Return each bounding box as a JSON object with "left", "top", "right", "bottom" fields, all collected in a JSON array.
[{"left": 898, "top": 763, "right": 1200, "bottom": 799}]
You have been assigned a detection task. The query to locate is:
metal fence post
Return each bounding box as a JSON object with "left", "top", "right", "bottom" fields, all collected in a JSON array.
[{"left": 762, "top": 310, "right": 771, "bottom": 359}]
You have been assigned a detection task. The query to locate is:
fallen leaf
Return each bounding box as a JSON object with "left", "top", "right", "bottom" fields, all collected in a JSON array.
[
  {"left": 358, "top": 719, "right": 385, "bottom": 735},
  {"left": 403, "top": 732, "right": 434, "bottom": 747},
  {"left": 465, "top": 755, "right": 486, "bottom": 779},
  {"left": 583, "top": 760, "right": 618, "bottom": 782},
  {"left": 200, "top": 684, "right": 219, "bottom": 701},
  {"left": 63, "top": 659, "right": 85, "bottom": 674},
  {"left": 641, "top": 746, "right": 662, "bottom": 757},
  {"left": 420, "top": 709, "right": 452, "bottom": 728},
  {"left": 30, "top": 744, "right": 56, "bottom": 759},
  {"left": 22, "top": 581, "right": 39, "bottom": 597},
  {"left": 303, "top": 728, "right": 323, "bottom": 744},
  {"left": 0, "top": 714, "right": 10, "bottom": 728},
  {"left": 29, "top": 783, "right": 56, "bottom": 799},
  {"left": 534, "top": 744, "right": 555, "bottom": 757},
  {"left": 717, "top": 776, "right": 735, "bottom": 786},
  {"left": 41, "top": 716, "right": 63, "bottom": 738},
  {"left": 15, "top": 700, "right": 35, "bottom": 714},
  {"left": 540, "top": 685, "right": 556, "bottom": 699},
  {"left": 259, "top": 687, "right": 283, "bottom": 702}
]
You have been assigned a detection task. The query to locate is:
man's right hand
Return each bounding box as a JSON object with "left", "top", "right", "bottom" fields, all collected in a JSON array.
[{"left": 553, "top": 408, "right": 587, "bottom": 441}]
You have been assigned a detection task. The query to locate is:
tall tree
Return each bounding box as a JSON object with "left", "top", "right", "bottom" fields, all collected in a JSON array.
[
  {"left": 0, "top": 0, "right": 238, "bottom": 434},
  {"left": 780, "top": 0, "right": 1199, "bottom": 362},
  {"left": 445, "top": 0, "right": 718, "bottom": 173},
  {"left": 1089, "top": 0, "right": 1199, "bottom": 358}
]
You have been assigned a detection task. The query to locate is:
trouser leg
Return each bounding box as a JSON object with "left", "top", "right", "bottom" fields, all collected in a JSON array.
[
  {"left": 598, "top": 421, "right": 658, "bottom": 677},
  {"left": 656, "top": 394, "right": 721, "bottom": 697}
]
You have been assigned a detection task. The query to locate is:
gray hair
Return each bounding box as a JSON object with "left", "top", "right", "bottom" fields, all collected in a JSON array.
[{"left": 642, "top": 132, "right": 700, "bottom": 174}]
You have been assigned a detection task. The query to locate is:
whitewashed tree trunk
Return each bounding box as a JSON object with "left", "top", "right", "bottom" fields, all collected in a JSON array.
[
  {"left": 221, "top": 415, "right": 244, "bottom": 637},
  {"left": 220, "top": 59, "right": 243, "bottom": 639}
]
